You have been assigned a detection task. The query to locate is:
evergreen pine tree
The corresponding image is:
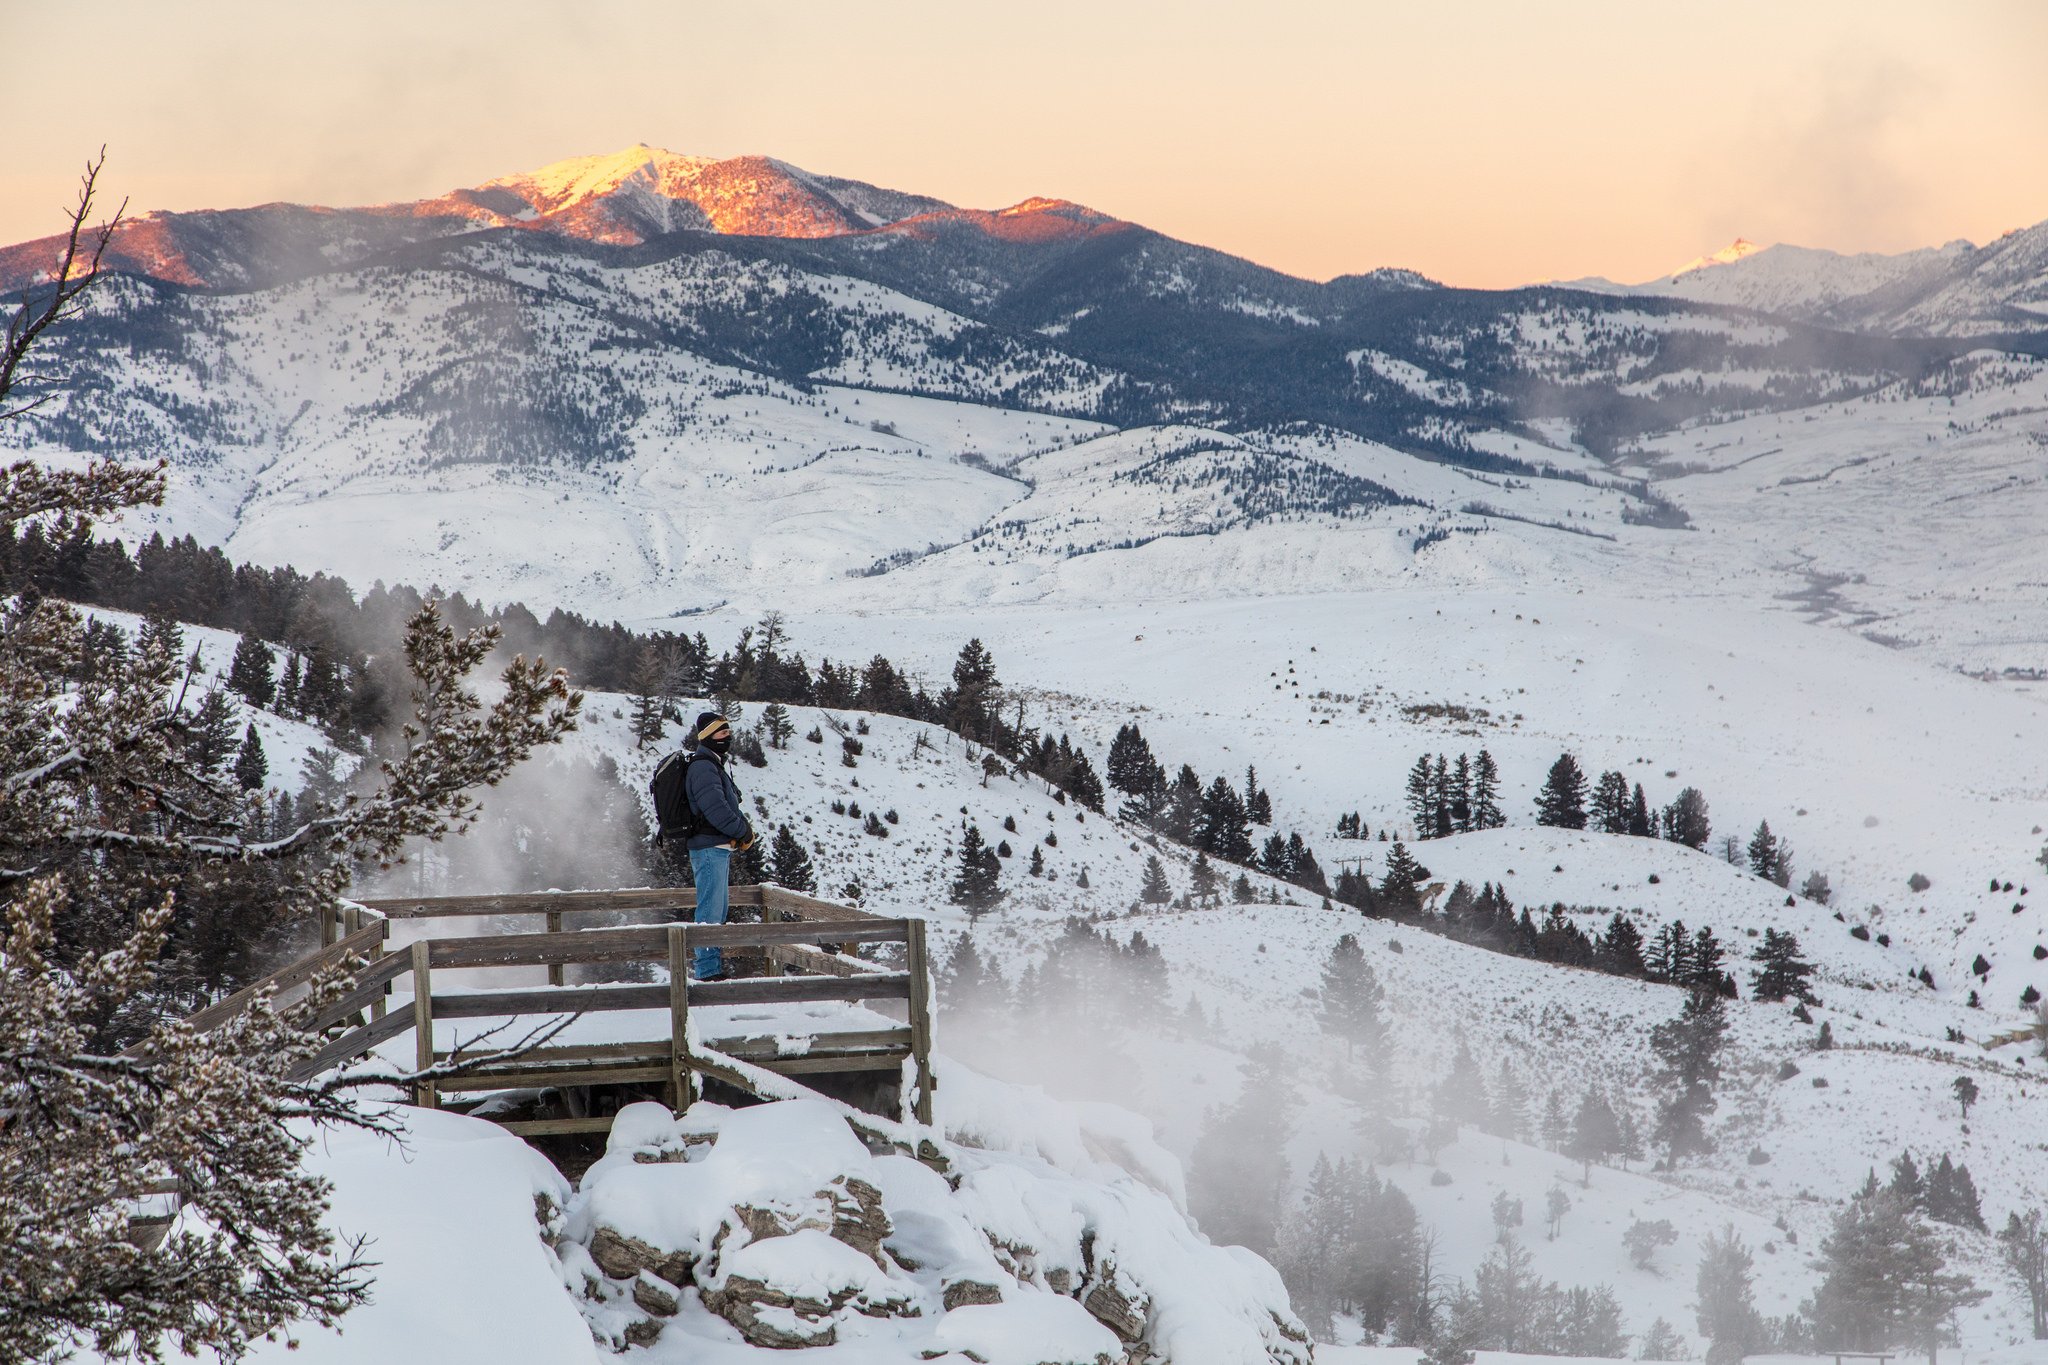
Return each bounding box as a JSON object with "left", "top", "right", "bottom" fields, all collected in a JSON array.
[
  {"left": 186, "top": 689, "right": 240, "bottom": 774},
  {"left": 1471, "top": 749, "right": 1505, "bottom": 828},
  {"left": 628, "top": 650, "right": 667, "bottom": 749},
  {"left": 1997, "top": 1210, "right": 2048, "bottom": 1340},
  {"left": 1590, "top": 770, "right": 1631, "bottom": 834},
  {"left": 1695, "top": 1227, "right": 1764, "bottom": 1365},
  {"left": 1487, "top": 1060, "right": 1529, "bottom": 1140},
  {"left": 1541, "top": 1090, "right": 1572, "bottom": 1149},
  {"left": 226, "top": 634, "right": 275, "bottom": 708},
  {"left": 1028, "top": 844, "right": 1046, "bottom": 878},
  {"left": 1190, "top": 852, "right": 1217, "bottom": 901},
  {"left": 1316, "top": 934, "right": 1389, "bottom": 1071},
  {"left": 1139, "top": 855, "right": 1172, "bottom": 905},
  {"left": 276, "top": 652, "right": 302, "bottom": 716},
  {"left": 1748, "top": 820, "right": 1783, "bottom": 883},
  {"left": 1689, "top": 925, "right": 1728, "bottom": 992},
  {"left": 1749, "top": 928, "right": 1818, "bottom": 1003},
  {"left": 1380, "top": 840, "right": 1428, "bottom": 913},
  {"left": 1651, "top": 988, "right": 1729, "bottom": 1161},
  {"left": 1195, "top": 776, "right": 1254, "bottom": 862},
  {"left": 1451, "top": 752, "right": 1474, "bottom": 832},
  {"left": 1430, "top": 754, "right": 1452, "bottom": 838},
  {"left": 760, "top": 701, "right": 795, "bottom": 749},
  {"left": 1598, "top": 913, "right": 1648, "bottom": 977},
  {"left": 1809, "top": 1189, "right": 1987, "bottom": 1354},
  {"left": 1648, "top": 919, "right": 1693, "bottom": 983},
  {"left": 1534, "top": 753, "right": 1588, "bottom": 829},
  {"left": 1405, "top": 755, "right": 1436, "bottom": 836},
  {"left": 949, "top": 824, "right": 1003, "bottom": 915},
  {"left": 1106, "top": 724, "right": 1155, "bottom": 795},
  {"left": 1436, "top": 1037, "right": 1490, "bottom": 1130},
  {"left": 1163, "top": 765, "right": 1204, "bottom": 844},
  {"left": 1188, "top": 1043, "right": 1296, "bottom": 1259},
  {"left": 232, "top": 724, "right": 268, "bottom": 792},
  {"left": 768, "top": 824, "right": 817, "bottom": 892},
  {"left": 1662, "top": 787, "right": 1712, "bottom": 850},
  {"left": 1244, "top": 765, "right": 1273, "bottom": 825},
  {"left": 1566, "top": 1088, "right": 1624, "bottom": 1174},
  {"left": 1627, "top": 782, "right": 1654, "bottom": 837},
  {"left": 1231, "top": 872, "right": 1256, "bottom": 904}
]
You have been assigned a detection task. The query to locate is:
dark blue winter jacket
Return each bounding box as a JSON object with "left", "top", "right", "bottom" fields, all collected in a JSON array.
[{"left": 684, "top": 751, "right": 753, "bottom": 851}]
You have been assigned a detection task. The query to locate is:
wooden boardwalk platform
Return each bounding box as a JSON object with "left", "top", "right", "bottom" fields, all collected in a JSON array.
[{"left": 188, "top": 884, "right": 939, "bottom": 1155}]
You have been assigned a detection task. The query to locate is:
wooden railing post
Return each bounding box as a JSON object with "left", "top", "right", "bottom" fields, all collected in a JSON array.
[
  {"left": 372, "top": 917, "right": 389, "bottom": 1021},
  {"left": 410, "top": 941, "right": 437, "bottom": 1109},
  {"left": 546, "top": 900, "right": 564, "bottom": 987},
  {"left": 904, "top": 918, "right": 935, "bottom": 1126},
  {"left": 668, "top": 926, "right": 693, "bottom": 1112}
]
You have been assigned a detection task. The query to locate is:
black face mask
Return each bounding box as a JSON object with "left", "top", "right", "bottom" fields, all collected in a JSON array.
[{"left": 701, "top": 732, "right": 732, "bottom": 757}]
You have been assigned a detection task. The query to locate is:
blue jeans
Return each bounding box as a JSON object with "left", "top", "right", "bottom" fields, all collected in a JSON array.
[{"left": 688, "top": 845, "right": 731, "bottom": 979}]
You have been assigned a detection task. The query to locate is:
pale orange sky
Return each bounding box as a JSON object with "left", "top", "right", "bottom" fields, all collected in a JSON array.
[{"left": 4, "top": 0, "right": 2045, "bottom": 288}]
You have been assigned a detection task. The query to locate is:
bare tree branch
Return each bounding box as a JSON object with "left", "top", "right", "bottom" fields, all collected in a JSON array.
[{"left": 0, "top": 147, "right": 126, "bottom": 421}]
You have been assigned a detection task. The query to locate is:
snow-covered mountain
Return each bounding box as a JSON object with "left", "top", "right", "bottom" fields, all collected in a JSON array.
[{"left": 1569, "top": 227, "right": 2048, "bottom": 338}]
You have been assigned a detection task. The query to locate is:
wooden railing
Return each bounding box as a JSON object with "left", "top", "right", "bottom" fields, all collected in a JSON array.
[{"left": 196, "top": 885, "right": 938, "bottom": 1142}]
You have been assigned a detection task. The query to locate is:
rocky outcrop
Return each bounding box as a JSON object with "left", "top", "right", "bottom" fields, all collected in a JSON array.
[{"left": 559, "top": 1098, "right": 1312, "bottom": 1364}]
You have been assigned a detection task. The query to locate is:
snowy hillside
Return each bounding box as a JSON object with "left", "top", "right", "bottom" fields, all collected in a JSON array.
[{"left": 365, "top": 680, "right": 2048, "bottom": 1354}]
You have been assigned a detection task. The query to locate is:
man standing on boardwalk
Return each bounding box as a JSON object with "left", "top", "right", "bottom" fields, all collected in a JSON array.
[{"left": 682, "top": 712, "right": 755, "bottom": 982}]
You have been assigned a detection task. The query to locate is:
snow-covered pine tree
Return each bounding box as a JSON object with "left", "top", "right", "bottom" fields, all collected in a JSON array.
[
  {"left": 760, "top": 701, "right": 795, "bottom": 750},
  {"left": 0, "top": 454, "right": 582, "bottom": 1359}
]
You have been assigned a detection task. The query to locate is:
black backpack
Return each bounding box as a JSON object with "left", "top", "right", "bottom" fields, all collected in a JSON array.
[{"left": 650, "top": 749, "right": 707, "bottom": 840}]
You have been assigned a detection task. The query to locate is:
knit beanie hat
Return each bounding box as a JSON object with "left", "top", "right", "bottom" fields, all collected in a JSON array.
[{"left": 692, "top": 712, "right": 732, "bottom": 753}]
